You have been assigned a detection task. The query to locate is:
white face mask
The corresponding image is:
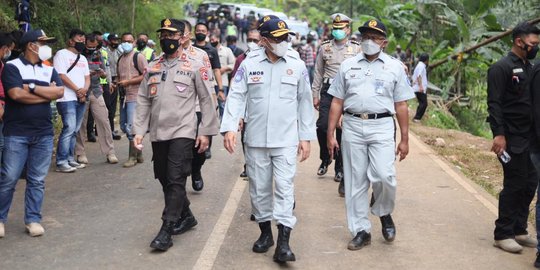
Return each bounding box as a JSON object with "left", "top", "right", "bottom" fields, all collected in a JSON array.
[
  {"left": 37, "top": 45, "right": 52, "bottom": 61},
  {"left": 3, "top": 49, "right": 11, "bottom": 60},
  {"left": 361, "top": 39, "right": 382, "bottom": 56},
  {"left": 270, "top": 40, "right": 288, "bottom": 57},
  {"left": 247, "top": 42, "right": 259, "bottom": 52}
]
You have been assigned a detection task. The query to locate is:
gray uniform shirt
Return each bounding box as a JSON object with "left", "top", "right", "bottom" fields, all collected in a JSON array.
[
  {"left": 220, "top": 49, "right": 316, "bottom": 148},
  {"left": 328, "top": 52, "right": 415, "bottom": 114},
  {"left": 134, "top": 55, "right": 219, "bottom": 142},
  {"left": 312, "top": 39, "right": 361, "bottom": 98}
]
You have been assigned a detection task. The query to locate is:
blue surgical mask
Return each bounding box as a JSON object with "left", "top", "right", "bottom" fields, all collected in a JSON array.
[
  {"left": 332, "top": 29, "right": 347, "bottom": 41},
  {"left": 120, "top": 42, "right": 133, "bottom": 54}
]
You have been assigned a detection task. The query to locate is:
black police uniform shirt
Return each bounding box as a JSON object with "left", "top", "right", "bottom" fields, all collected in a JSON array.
[
  {"left": 487, "top": 51, "right": 534, "bottom": 153},
  {"left": 194, "top": 43, "right": 221, "bottom": 70},
  {"left": 530, "top": 63, "right": 540, "bottom": 151},
  {"left": 1, "top": 55, "right": 63, "bottom": 137}
]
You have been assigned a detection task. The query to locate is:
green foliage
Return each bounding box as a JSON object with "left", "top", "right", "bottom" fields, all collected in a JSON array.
[{"left": 424, "top": 108, "right": 461, "bottom": 130}]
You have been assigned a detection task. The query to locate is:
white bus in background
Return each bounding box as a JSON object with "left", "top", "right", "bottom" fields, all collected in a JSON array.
[{"left": 285, "top": 19, "right": 310, "bottom": 37}]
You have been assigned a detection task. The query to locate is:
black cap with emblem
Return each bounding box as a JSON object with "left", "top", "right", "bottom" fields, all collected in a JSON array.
[
  {"left": 257, "top": 15, "right": 280, "bottom": 30},
  {"left": 156, "top": 18, "right": 185, "bottom": 33},
  {"left": 259, "top": 19, "right": 296, "bottom": 38},
  {"left": 358, "top": 19, "right": 387, "bottom": 37}
]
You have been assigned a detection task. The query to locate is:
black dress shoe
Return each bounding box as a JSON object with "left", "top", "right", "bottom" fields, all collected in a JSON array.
[
  {"left": 192, "top": 171, "right": 204, "bottom": 191},
  {"left": 380, "top": 215, "right": 396, "bottom": 242},
  {"left": 240, "top": 170, "right": 247, "bottom": 178},
  {"left": 150, "top": 221, "right": 175, "bottom": 251},
  {"left": 338, "top": 179, "right": 344, "bottom": 197},
  {"left": 112, "top": 133, "right": 121, "bottom": 140},
  {"left": 348, "top": 230, "right": 371, "bottom": 250},
  {"left": 334, "top": 171, "right": 343, "bottom": 182},
  {"left": 253, "top": 221, "right": 274, "bottom": 253},
  {"left": 273, "top": 224, "right": 295, "bottom": 262},
  {"left": 250, "top": 214, "right": 256, "bottom": 221},
  {"left": 172, "top": 209, "right": 198, "bottom": 235},
  {"left": 317, "top": 160, "right": 331, "bottom": 176}
]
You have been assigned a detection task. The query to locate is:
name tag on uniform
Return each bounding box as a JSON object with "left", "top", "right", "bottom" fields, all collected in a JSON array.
[
  {"left": 375, "top": 79, "right": 385, "bottom": 95},
  {"left": 513, "top": 68, "right": 523, "bottom": 73}
]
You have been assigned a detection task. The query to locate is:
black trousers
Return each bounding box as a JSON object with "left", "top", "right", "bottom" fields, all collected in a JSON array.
[
  {"left": 102, "top": 83, "right": 118, "bottom": 132},
  {"left": 152, "top": 138, "right": 194, "bottom": 222},
  {"left": 316, "top": 88, "right": 343, "bottom": 173},
  {"left": 191, "top": 112, "right": 212, "bottom": 174},
  {"left": 494, "top": 149, "right": 538, "bottom": 240},
  {"left": 414, "top": 92, "right": 428, "bottom": 120}
]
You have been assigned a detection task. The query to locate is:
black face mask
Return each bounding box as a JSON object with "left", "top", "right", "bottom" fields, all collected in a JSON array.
[
  {"left": 195, "top": 33, "right": 206, "bottom": 42},
  {"left": 524, "top": 43, "right": 539, "bottom": 60},
  {"left": 210, "top": 41, "right": 219, "bottom": 47},
  {"left": 110, "top": 43, "right": 119, "bottom": 49},
  {"left": 84, "top": 48, "right": 96, "bottom": 56},
  {"left": 136, "top": 39, "right": 147, "bottom": 51},
  {"left": 74, "top": 42, "right": 85, "bottom": 53},
  {"left": 160, "top": 39, "right": 180, "bottom": 55}
]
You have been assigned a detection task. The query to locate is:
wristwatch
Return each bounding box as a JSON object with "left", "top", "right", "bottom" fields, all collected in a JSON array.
[{"left": 29, "top": 83, "right": 36, "bottom": 94}]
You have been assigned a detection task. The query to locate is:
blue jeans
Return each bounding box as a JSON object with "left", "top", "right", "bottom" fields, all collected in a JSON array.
[
  {"left": 0, "top": 121, "right": 4, "bottom": 166},
  {"left": 218, "top": 86, "right": 229, "bottom": 120},
  {"left": 120, "top": 101, "right": 136, "bottom": 141},
  {"left": 0, "top": 135, "right": 53, "bottom": 223},
  {"left": 530, "top": 151, "right": 540, "bottom": 251},
  {"left": 56, "top": 101, "right": 87, "bottom": 166}
]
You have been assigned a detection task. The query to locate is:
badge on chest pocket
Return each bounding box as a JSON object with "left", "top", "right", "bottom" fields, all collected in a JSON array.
[{"left": 375, "top": 79, "right": 385, "bottom": 95}]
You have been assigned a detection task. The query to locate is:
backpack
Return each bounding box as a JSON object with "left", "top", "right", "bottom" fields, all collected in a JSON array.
[{"left": 117, "top": 52, "right": 143, "bottom": 76}]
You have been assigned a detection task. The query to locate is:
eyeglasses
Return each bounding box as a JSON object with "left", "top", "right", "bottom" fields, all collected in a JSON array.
[
  {"left": 360, "top": 34, "right": 386, "bottom": 42},
  {"left": 159, "top": 32, "right": 183, "bottom": 39},
  {"left": 247, "top": 38, "right": 260, "bottom": 43}
]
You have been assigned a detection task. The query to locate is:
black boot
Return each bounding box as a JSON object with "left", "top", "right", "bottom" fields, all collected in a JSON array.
[
  {"left": 338, "top": 178, "right": 344, "bottom": 197},
  {"left": 334, "top": 171, "right": 343, "bottom": 183},
  {"left": 172, "top": 209, "right": 198, "bottom": 235},
  {"left": 273, "top": 224, "right": 296, "bottom": 263},
  {"left": 253, "top": 221, "right": 274, "bottom": 253},
  {"left": 380, "top": 215, "right": 396, "bottom": 242},
  {"left": 317, "top": 160, "right": 331, "bottom": 176},
  {"left": 150, "top": 221, "right": 175, "bottom": 251},
  {"left": 192, "top": 171, "right": 204, "bottom": 191}
]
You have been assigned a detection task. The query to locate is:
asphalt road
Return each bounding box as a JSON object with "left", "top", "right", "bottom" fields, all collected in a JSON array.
[{"left": 0, "top": 128, "right": 537, "bottom": 269}]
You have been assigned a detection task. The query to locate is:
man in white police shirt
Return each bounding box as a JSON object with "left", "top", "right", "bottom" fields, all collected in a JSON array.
[
  {"left": 327, "top": 19, "right": 414, "bottom": 250},
  {"left": 0, "top": 29, "right": 64, "bottom": 238},
  {"left": 221, "top": 19, "right": 316, "bottom": 263}
]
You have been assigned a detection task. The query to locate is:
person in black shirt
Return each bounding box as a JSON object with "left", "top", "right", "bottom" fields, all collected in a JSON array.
[
  {"left": 487, "top": 21, "right": 540, "bottom": 254},
  {"left": 191, "top": 22, "right": 223, "bottom": 192},
  {"left": 530, "top": 48, "right": 540, "bottom": 269}
]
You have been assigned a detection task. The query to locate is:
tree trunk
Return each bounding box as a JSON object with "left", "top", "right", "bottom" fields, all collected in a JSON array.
[
  {"left": 73, "top": 0, "right": 82, "bottom": 29},
  {"left": 131, "top": 0, "right": 136, "bottom": 33}
]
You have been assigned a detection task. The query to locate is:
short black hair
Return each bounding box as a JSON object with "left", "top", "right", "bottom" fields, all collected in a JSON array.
[
  {"left": 85, "top": 33, "right": 97, "bottom": 43},
  {"left": 121, "top": 32, "right": 134, "bottom": 39},
  {"left": 138, "top": 33, "right": 148, "bottom": 38},
  {"left": 512, "top": 21, "right": 540, "bottom": 42},
  {"left": 226, "top": 35, "right": 237, "bottom": 43},
  {"left": 92, "top": 30, "right": 103, "bottom": 36},
  {"left": 418, "top": 53, "right": 429, "bottom": 62},
  {"left": 0, "top": 32, "right": 14, "bottom": 48},
  {"left": 195, "top": 22, "right": 209, "bottom": 31},
  {"left": 69, "top": 29, "right": 85, "bottom": 39}
]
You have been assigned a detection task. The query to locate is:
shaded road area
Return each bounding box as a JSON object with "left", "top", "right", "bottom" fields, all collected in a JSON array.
[{"left": 0, "top": 132, "right": 536, "bottom": 269}]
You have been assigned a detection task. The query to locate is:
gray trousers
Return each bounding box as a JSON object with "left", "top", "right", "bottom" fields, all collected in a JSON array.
[
  {"left": 246, "top": 146, "right": 297, "bottom": 228},
  {"left": 341, "top": 115, "right": 396, "bottom": 236},
  {"left": 76, "top": 94, "right": 115, "bottom": 157}
]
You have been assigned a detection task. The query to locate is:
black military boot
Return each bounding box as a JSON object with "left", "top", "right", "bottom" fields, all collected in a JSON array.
[
  {"left": 253, "top": 221, "right": 274, "bottom": 253},
  {"left": 150, "top": 220, "right": 175, "bottom": 251},
  {"left": 172, "top": 209, "right": 198, "bottom": 235},
  {"left": 273, "top": 224, "right": 296, "bottom": 263}
]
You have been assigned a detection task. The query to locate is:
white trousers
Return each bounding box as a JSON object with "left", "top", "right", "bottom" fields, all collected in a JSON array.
[
  {"left": 246, "top": 146, "right": 297, "bottom": 228},
  {"left": 341, "top": 115, "right": 397, "bottom": 236}
]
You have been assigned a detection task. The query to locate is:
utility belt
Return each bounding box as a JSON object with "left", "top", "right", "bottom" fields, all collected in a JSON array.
[{"left": 344, "top": 110, "right": 392, "bottom": 120}]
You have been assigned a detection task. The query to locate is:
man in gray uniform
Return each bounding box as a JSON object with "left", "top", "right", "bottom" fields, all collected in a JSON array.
[
  {"left": 133, "top": 18, "right": 219, "bottom": 251},
  {"left": 327, "top": 19, "right": 414, "bottom": 250},
  {"left": 312, "top": 13, "right": 361, "bottom": 196},
  {"left": 221, "top": 19, "right": 316, "bottom": 263}
]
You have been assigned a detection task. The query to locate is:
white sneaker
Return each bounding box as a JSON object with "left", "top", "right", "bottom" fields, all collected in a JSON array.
[
  {"left": 77, "top": 155, "right": 89, "bottom": 164},
  {"left": 515, "top": 234, "right": 538, "bottom": 248},
  {"left": 107, "top": 153, "right": 119, "bottom": 164},
  {"left": 494, "top": 238, "right": 523, "bottom": 253},
  {"left": 0, "top": 222, "right": 4, "bottom": 238},
  {"left": 25, "top": 222, "right": 45, "bottom": 237}
]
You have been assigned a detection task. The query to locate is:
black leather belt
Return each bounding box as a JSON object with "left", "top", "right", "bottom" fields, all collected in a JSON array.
[{"left": 345, "top": 111, "right": 392, "bottom": 120}]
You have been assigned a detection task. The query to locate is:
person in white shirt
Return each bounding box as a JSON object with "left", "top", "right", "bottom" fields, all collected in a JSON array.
[
  {"left": 412, "top": 53, "right": 429, "bottom": 122},
  {"left": 53, "top": 29, "right": 90, "bottom": 173},
  {"left": 209, "top": 33, "right": 235, "bottom": 118}
]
